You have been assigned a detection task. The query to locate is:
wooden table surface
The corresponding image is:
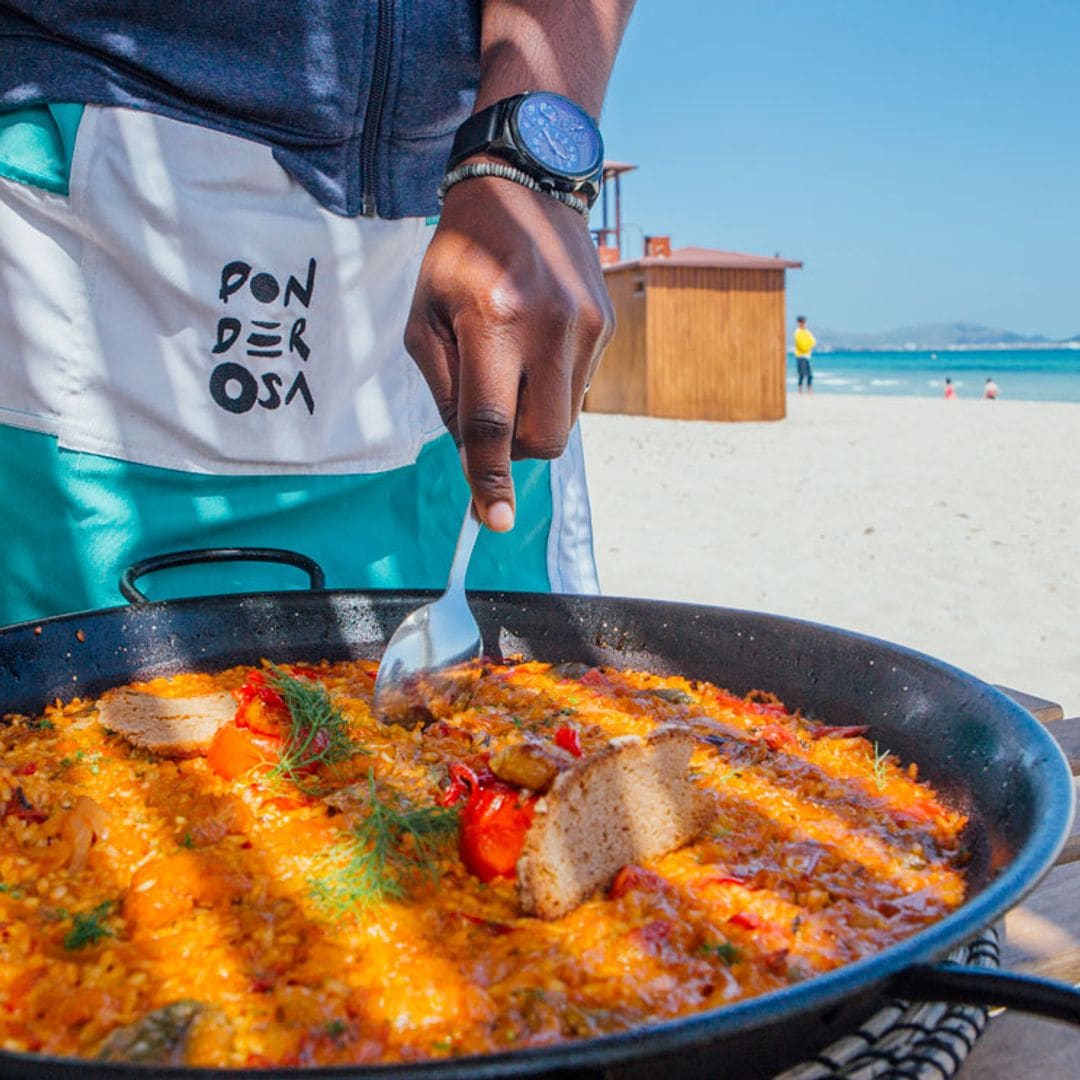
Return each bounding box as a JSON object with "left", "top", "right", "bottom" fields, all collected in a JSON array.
[{"left": 957, "top": 689, "right": 1080, "bottom": 1077}]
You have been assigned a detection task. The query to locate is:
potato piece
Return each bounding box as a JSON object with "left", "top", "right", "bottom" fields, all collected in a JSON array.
[{"left": 490, "top": 740, "right": 572, "bottom": 792}]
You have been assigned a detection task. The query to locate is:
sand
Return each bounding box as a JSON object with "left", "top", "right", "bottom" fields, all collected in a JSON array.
[{"left": 580, "top": 395, "right": 1080, "bottom": 716}]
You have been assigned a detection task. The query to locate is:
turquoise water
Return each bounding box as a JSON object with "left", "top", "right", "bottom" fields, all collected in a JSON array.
[{"left": 788, "top": 348, "right": 1080, "bottom": 402}]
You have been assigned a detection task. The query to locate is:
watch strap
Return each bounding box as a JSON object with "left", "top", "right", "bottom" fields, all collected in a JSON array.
[{"left": 446, "top": 96, "right": 524, "bottom": 171}]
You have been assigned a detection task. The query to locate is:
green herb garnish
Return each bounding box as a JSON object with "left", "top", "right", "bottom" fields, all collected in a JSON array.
[
  {"left": 872, "top": 741, "right": 891, "bottom": 791},
  {"left": 59, "top": 749, "right": 100, "bottom": 774},
  {"left": 309, "top": 770, "right": 458, "bottom": 911},
  {"left": 266, "top": 667, "right": 367, "bottom": 781},
  {"left": 698, "top": 940, "right": 740, "bottom": 964},
  {"left": 64, "top": 901, "right": 115, "bottom": 950}
]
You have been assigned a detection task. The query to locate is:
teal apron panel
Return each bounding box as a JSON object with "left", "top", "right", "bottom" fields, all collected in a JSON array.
[
  {"left": 0, "top": 427, "right": 553, "bottom": 623},
  {"left": 0, "top": 104, "right": 83, "bottom": 193}
]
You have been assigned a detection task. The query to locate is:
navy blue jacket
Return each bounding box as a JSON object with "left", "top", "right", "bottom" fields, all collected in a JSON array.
[{"left": 0, "top": 1, "right": 480, "bottom": 217}]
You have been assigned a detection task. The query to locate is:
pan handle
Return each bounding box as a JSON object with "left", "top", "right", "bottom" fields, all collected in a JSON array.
[
  {"left": 119, "top": 548, "right": 326, "bottom": 605},
  {"left": 892, "top": 963, "right": 1080, "bottom": 1025}
]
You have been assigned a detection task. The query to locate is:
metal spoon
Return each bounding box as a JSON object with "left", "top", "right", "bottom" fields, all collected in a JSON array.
[{"left": 373, "top": 502, "right": 483, "bottom": 724}]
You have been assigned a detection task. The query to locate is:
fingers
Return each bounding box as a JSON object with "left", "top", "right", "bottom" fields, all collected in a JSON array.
[
  {"left": 567, "top": 289, "right": 614, "bottom": 426},
  {"left": 404, "top": 299, "right": 461, "bottom": 443},
  {"left": 454, "top": 314, "right": 521, "bottom": 531},
  {"left": 511, "top": 314, "right": 574, "bottom": 463},
  {"left": 506, "top": 279, "right": 613, "bottom": 458}
]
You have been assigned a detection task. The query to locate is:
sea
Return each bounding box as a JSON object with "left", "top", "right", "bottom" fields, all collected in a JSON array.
[{"left": 787, "top": 348, "right": 1080, "bottom": 403}]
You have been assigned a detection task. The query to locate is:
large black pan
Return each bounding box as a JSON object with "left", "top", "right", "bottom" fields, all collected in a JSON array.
[{"left": 0, "top": 556, "right": 1076, "bottom": 1079}]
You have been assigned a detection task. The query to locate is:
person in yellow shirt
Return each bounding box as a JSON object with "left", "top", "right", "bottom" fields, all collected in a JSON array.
[{"left": 794, "top": 315, "right": 816, "bottom": 394}]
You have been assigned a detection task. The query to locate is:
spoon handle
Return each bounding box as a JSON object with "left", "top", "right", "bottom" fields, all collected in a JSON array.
[{"left": 447, "top": 502, "right": 482, "bottom": 595}]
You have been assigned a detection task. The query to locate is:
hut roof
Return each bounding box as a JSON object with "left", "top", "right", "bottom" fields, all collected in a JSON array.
[{"left": 604, "top": 245, "right": 803, "bottom": 272}]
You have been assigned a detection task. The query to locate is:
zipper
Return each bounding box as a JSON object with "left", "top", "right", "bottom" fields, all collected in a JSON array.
[{"left": 360, "top": 0, "right": 394, "bottom": 216}]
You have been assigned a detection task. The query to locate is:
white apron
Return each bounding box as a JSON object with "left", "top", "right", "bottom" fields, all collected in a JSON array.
[{"left": 0, "top": 106, "right": 443, "bottom": 475}]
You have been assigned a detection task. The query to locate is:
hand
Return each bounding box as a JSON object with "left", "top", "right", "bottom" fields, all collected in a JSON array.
[{"left": 404, "top": 175, "right": 614, "bottom": 532}]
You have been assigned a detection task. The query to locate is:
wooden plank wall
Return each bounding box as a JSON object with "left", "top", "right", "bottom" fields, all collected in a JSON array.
[
  {"left": 584, "top": 267, "right": 648, "bottom": 415},
  {"left": 585, "top": 264, "right": 790, "bottom": 422},
  {"left": 645, "top": 266, "right": 787, "bottom": 422}
]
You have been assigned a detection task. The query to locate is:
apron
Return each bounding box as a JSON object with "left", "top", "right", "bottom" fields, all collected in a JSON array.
[{"left": 0, "top": 106, "right": 599, "bottom": 621}]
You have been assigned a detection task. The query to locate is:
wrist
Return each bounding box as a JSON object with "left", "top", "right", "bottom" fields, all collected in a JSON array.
[
  {"left": 474, "top": 0, "right": 634, "bottom": 117},
  {"left": 444, "top": 91, "right": 604, "bottom": 210}
]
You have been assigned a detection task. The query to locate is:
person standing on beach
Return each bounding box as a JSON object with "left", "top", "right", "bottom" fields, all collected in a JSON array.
[
  {"left": 794, "top": 316, "right": 816, "bottom": 394},
  {"left": 984, "top": 377, "right": 1000, "bottom": 400},
  {"left": 944, "top": 378, "right": 957, "bottom": 400}
]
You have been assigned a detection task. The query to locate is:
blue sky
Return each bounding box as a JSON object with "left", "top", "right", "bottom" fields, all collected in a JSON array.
[{"left": 601, "top": 1, "right": 1080, "bottom": 339}]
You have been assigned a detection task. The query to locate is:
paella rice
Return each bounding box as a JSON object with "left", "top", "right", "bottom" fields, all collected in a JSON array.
[{"left": 0, "top": 659, "right": 968, "bottom": 1067}]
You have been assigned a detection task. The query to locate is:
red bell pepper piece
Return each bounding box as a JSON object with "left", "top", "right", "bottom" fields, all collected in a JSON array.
[
  {"left": 234, "top": 670, "right": 290, "bottom": 737},
  {"left": 728, "top": 911, "right": 763, "bottom": 931},
  {"left": 554, "top": 725, "right": 583, "bottom": 757},
  {"left": 437, "top": 762, "right": 479, "bottom": 807},
  {"left": 458, "top": 780, "right": 536, "bottom": 882}
]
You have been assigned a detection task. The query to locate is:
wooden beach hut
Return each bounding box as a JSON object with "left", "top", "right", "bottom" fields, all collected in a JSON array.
[{"left": 586, "top": 245, "right": 803, "bottom": 422}]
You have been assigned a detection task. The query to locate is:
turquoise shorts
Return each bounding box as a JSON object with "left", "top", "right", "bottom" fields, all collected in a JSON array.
[
  {"left": 0, "top": 425, "right": 559, "bottom": 623},
  {"left": 0, "top": 105, "right": 597, "bottom": 623}
]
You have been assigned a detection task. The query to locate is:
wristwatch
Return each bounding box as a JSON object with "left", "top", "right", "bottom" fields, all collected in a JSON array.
[{"left": 446, "top": 91, "right": 604, "bottom": 207}]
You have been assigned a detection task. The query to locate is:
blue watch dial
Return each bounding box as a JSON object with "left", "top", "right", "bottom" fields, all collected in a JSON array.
[{"left": 513, "top": 92, "right": 602, "bottom": 178}]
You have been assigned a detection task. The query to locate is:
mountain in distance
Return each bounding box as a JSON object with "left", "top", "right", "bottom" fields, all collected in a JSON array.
[{"left": 811, "top": 321, "right": 1067, "bottom": 351}]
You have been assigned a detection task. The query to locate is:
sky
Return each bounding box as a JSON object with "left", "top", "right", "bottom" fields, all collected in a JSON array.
[{"left": 600, "top": 1, "right": 1080, "bottom": 339}]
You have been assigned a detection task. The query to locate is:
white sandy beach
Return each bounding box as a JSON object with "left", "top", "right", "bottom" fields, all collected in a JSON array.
[{"left": 580, "top": 395, "right": 1080, "bottom": 716}]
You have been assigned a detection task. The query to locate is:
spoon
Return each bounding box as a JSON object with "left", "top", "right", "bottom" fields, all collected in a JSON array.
[{"left": 373, "top": 502, "right": 483, "bottom": 724}]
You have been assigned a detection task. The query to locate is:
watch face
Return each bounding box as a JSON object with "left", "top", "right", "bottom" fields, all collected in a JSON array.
[{"left": 512, "top": 92, "right": 603, "bottom": 179}]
